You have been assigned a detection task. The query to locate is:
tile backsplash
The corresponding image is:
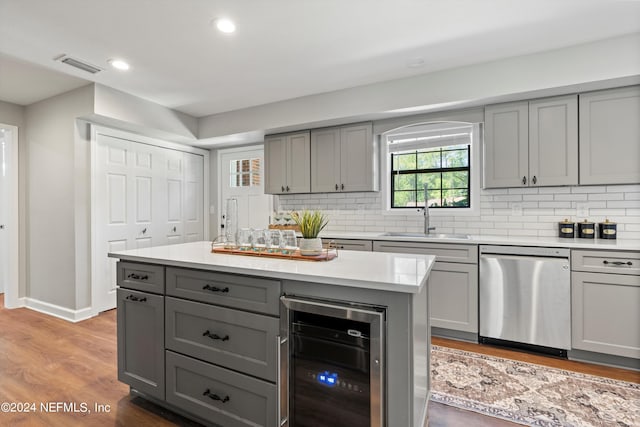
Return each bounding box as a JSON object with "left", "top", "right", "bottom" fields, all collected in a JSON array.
[{"left": 277, "top": 184, "right": 640, "bottom": 240}]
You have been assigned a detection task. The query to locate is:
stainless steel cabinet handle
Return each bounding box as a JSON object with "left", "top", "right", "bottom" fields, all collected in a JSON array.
[
  {"left": 277, "top": 334, "right": 289, "bottom": 426},
  {"left": 603, "top": 260, "right": 633, "bottom": 266},
  {"left": 522, "top": 176, "right": 527, "bottom": 185},
  {"left": 532, "top": 175, "right": 537, "bottom": 185}
]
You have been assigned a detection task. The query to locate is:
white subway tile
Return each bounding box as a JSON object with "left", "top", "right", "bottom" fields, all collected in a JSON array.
[
  {"left": 482, "top": 188, "right": 509, "bottom": 195},
  {"left": 494, "top": 195, "right": 523, "bottom": 202},
  {"left": 590, "top": 209, "right": 626, "bottom": 216},
  {"left": 554, "top": 194, "right": 588, "bottom": 201},
  {"left": 625, "top": 192, "right": 640, "bottom": 200},
  {"left": 508, "top": 187, "right": 539, "bottom": 195},
  {"left": 606, "top": 184, "right": 640, "bottom": 193},
  {"left": 539, "top": 201, "right": 572, "bottom": 208},
  {"left": 608, "top": 200, "right": 640, "bottom": 208},
  {"left": 588, "top": 193, "right": 624, "bottom": 201},
  {"left": 508, "top": 229, "right": 538, "bottom": 236},
  {"left": 523, "top": 194, "right": 554, "bottom": 201},
  {"left": 539, "top": 187, "right": 571, "bottom": 194}
]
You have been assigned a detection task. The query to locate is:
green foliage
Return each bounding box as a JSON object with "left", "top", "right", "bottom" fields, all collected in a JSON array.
[{"left": 291, "top": 210, "right": 329, "bottom": 238}]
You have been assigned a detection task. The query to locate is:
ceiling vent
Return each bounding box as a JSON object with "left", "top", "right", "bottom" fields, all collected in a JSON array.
[{"left": 55, "top": 55, "right": 102, "bottom": 74}]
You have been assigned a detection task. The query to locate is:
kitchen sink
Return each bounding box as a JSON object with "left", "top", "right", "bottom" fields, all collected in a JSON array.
[{"left": 380, "top": 232, "right": 470, "bottom": 239}]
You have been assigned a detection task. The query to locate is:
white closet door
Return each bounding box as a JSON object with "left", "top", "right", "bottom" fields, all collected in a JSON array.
[
  {"left": 95, "top": 135, "right": 133, "bottom": 313},
  {"left": 183, "top": 152, "right": 204, "bottom": 242},
  {"left": 164, "top": 149, "right": 184, "bottom": 245}
]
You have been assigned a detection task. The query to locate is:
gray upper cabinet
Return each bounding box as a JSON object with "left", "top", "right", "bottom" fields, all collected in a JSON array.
[
  {"left": 579, "top": 86, "right": 640, "bottom": 185},
  {"left": 311, "top": 122, "right": 377, "bottom": 193},
  {"left": 264, "top": 131, "right": 311, "bottom": 194},
  {"left": 484, "top": 95, "right": 578, "bottom": 188},
  {"left": 483, "top": 101, "right": 529, "bottom": 188},
  {"left": 528, "top": 95, "right": 578, "bottom": 186}
]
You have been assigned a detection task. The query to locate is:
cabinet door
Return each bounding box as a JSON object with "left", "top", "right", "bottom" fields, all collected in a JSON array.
[
  {"left": 483, "top": 102, "right": 529, "bottom": 188},
  {"left": 340, "top": 123, "right": 376, "bottom": 192},
  {"left": 571, "top": 272, "right": 640, "bottom": 359},
  {"left": 429, "top": 262, "right": 478, "bottom": 333},
  {"left": 264, "top": 135, "right": 287, "bottom": 194},
  {"left": 579, "top": 86, "right": 640, "bottom": 185},
  {"left": 286, "top": 132, "right": 311, "bottom": 194},
  {"left": 117, "top": 288, "right": 165, "bottom": 399},
  {"left": 529, "top": 95, "right": 578, "bottom": 186},
  {"left": 311, "top": 127, "right": 341, "bottom": 192}
]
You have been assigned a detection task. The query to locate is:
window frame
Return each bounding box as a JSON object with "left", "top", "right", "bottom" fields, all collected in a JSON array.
[{"left": 381, "top": 122, "right": 481, "bottom": 216}]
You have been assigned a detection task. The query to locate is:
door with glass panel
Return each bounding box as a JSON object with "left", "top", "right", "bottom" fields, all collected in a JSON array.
[{"left": 220, "top": 147, "right": 272, "bottom": 238}]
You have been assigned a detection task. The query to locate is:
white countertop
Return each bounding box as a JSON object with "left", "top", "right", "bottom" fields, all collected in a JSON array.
[
  {"left": 109, "top": 241, "right": 435, "bottom": 294},
  {"left": 321, "top": 231, "right": 640, "bottom": 250}
]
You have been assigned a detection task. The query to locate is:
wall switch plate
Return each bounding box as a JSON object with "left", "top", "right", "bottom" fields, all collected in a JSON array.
[
  {"left": 511, "top": 203, "right": 523, "bottom": 216},
  {"left": 576, "top": 203, "right": 589, "bottom": 218}
]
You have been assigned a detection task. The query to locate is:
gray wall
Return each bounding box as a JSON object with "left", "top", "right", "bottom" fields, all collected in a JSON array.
[
  {"left": 199, "top": 33, "right": 640, "bottom": 139},
  {"left": 25, "top": 85, "right": 94, "bottom": 309},
  {"left": 0, "top": 100, "right": 27, "bottom": 299}
]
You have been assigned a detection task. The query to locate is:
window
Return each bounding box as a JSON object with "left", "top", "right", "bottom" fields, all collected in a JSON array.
[
  {"left": 229, "top": 158, "right": 261, "bottom": 187},
  {"left": 385, "top": 123, "right": 477, "bottom": 212}
]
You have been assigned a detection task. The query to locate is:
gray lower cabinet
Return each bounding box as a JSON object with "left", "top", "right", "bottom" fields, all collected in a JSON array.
[
  {"left": 117, "top": 288, "right": 165, "bottom": 400},
  {"left": 373, "top": 241, "right": 478, "bottom": 335},
  {"left": 166, "top": 350, "right": 277, "bottom": 427},
  {"left": 117, "top": 261, "right": 280, "bottom": 426},
  {"left": 571, "top": 249, "right": 640, "bottom": 359},
  {"left": 429, "top": 262, "right": 478, "bottom": 333}
]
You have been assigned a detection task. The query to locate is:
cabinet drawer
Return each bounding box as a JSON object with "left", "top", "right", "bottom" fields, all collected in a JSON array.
[
  {"left": 166, "top": 297, "right": 279, "bottom": 382},
  {"left": 166, "top": 267, "right": 281, "bottom": 315},
  {"left": 330, "top": 239, "right": 373, "bottom": 251},
  {"left": 166, "top": 351, "right": 277, "bottom": 427},
  {"left": 117, "top": 261, "right": 165, "bottom": 294},
  {"left": 373, "top": 241, "right": 478, "bottom": 264},
  {"left": 572, "top": 250, "right": 640, "bottom": 275}
]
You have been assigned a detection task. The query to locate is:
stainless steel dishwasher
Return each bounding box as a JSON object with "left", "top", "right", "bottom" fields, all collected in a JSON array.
[{"left": 479, "top": 245, "right": 571, "bottom": 357}]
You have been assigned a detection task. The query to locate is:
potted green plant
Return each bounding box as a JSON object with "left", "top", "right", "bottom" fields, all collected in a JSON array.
[{"left": 291, "top": 210, "right": 329, "bottom": 256}]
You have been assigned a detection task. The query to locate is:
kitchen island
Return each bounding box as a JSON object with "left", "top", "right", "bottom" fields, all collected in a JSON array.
[{"left": 109, "top": 241, "right": 435, "bottom": 427}]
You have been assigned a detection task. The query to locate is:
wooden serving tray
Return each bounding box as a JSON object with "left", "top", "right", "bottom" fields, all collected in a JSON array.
[
  {"left": 211, "top": 246, "right": 337, "bottom": 261},
  {"left": 267, "top": 224, "right": 300, "bottom": 232}
]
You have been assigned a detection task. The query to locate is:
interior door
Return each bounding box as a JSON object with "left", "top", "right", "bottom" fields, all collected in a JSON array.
[
  {"left": 164, "top": 149, "right": 184, "bottom": 244},
  {"left": 0, "top": 130, "right": 7, "bottom": 294},
  {"left": 220, "top": 147, "right": 272, "bottom": 236},
  {"left": 95, "top": 135, "right": 161, "bottom": 313},
  {"left": 183, "top": 152, "right": 204, "bottom": 242}
]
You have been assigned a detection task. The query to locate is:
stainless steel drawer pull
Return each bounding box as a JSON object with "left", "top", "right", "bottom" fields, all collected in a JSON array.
[
  {"left": 603, "top": 260, "right": 633, "bottom": 266},
  {"left": 127, "top": 273, "right": 149, "bottom": 281},
  {"left": 202, "top": 284, "right": 230, "bottom": 293},
  {"left": 126, "top": 295, "right": 147, "bottom": 302},
  {"left": 202, "top": 389, "right": 230, "bottom": 403},
  {"left": 202, "top": 330, "right": 229, "bottom": 341}
]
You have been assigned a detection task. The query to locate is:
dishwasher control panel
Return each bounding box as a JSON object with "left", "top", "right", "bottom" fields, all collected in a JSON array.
[{"left": 480, "top": 245, "right": 570, "bottom": 258}]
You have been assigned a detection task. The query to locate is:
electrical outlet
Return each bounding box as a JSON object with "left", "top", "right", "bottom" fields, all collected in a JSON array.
[
  {"left": 576, "top": 203, "right": 589, "bottom": 218},
  {"left": 511, "top": 203, "right": 523, "bottom": 216}
]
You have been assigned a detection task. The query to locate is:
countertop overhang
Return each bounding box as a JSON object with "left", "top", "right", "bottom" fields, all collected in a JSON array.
[{"left": 109, "top": 241, "right": 435, "bottom": 294}]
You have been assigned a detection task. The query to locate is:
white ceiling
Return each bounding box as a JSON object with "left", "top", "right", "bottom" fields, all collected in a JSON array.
[{"left": 1, "top": 0, "right": 639, "bottom": 118}]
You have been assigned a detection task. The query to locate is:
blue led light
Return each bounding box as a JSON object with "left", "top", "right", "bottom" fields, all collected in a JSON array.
[{"left": 317, "top": 371, "right": 338, "bottom": 387}]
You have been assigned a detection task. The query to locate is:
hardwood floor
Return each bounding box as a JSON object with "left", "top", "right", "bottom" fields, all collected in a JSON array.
[{"left": 0, "top": 295, "right": 637, "bottom": 426}]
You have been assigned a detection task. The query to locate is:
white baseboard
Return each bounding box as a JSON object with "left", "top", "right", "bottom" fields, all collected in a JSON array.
[
  {"left": 3, "top": 296, "right": 27, "bottom": 309},
  {"left": 24, "top": 298, "right": 96, "bottom": 323}
]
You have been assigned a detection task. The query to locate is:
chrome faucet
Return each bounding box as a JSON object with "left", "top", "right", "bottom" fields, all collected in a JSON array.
[{"left": 423, "top": 183, "right": 436, "bottom": 235}]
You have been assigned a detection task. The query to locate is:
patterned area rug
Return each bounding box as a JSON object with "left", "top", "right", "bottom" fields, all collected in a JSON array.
[{"left": 430, "top": 345, "right": 640, "bottom": 427}]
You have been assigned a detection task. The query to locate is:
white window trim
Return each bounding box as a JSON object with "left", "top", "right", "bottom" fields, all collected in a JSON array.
[{"left": 380, "top": 122, "right": 481, "bottom": 217}]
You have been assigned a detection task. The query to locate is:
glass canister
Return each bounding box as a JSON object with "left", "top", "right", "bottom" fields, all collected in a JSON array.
[{"left": 224, "top": 198, "right": 238, "bottom": 248}]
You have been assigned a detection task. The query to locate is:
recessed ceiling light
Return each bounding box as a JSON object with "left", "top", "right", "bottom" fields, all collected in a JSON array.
[
  {"left": 108, "top": 59, "right": 130, "bottom": 71},
  {"left": 215, "top": 18, "right": 236, "bottom": 33}
]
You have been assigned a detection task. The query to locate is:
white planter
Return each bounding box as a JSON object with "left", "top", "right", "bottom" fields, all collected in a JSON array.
[{"left": 298, "top": 237, "right": 323, "bottom": 256}]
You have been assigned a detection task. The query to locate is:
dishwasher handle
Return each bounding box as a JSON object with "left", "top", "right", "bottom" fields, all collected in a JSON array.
[{"left": 480, "top": 245, "right": 570, "bottom": 258}]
